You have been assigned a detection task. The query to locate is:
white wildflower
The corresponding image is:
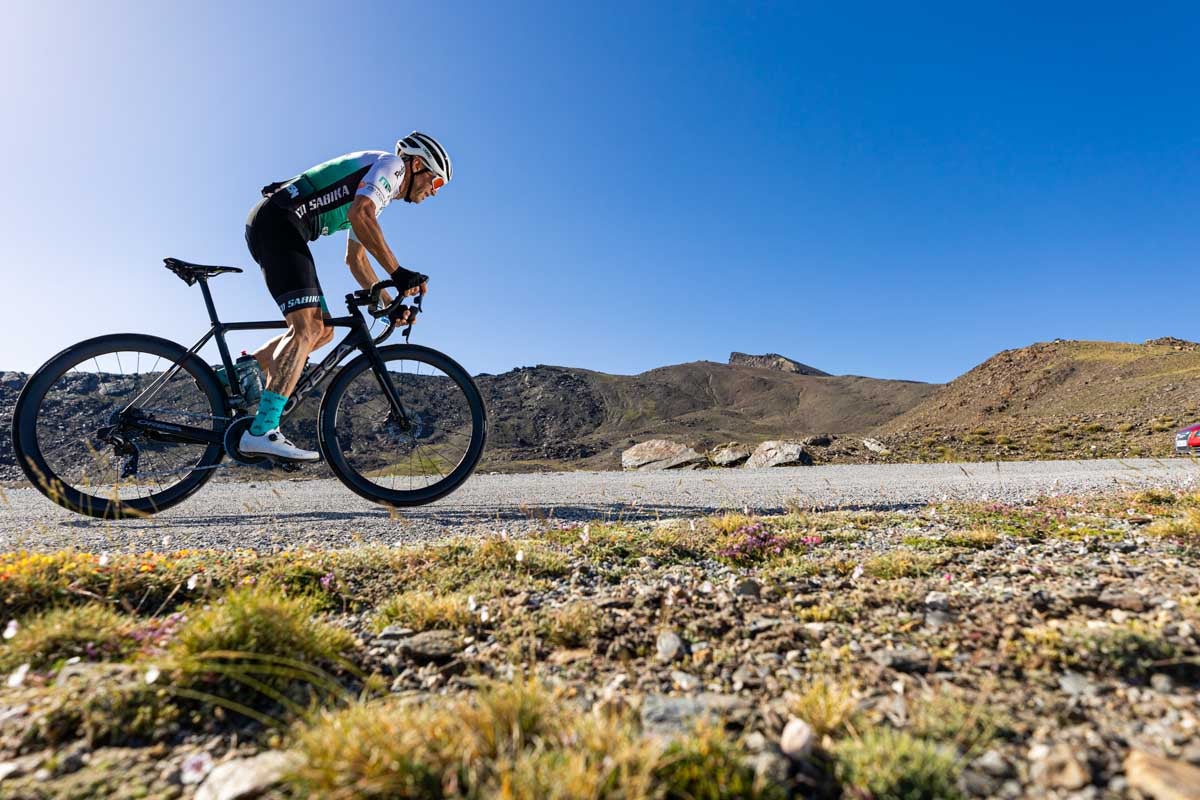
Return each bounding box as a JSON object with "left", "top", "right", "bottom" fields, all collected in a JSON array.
[
  {"left": 186, "top": 574, "right": 199, "bottom": 591},
  {"left": 7, "top": 663, "right": 29, "bottom": 688},
  {"left": 851, "top": 564, "right": 864, "bottom": 581},
  {"left": 3, "top": 620, "right": 16, "bottom": 640},
  {"left": 180, "top": 752, "right": 214, "bottom": 785},
  {"left": 145, "top": 665, "right": 160, "bottom": 684},
  {"left": 99, "top": 552, "right": 110, "bottom": 567},
  {"left": 516, "top": 549, "right": 524, "bottom": 563}
]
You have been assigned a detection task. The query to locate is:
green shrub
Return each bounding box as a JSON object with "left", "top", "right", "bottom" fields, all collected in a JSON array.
[
  {"left": 835, "top": 727, "right": 962, "bottom": 800},
  {"left": 0, "top": 604, "right": 136, "bottom": 671},
  {"left": 373, "top": 590, "right": 475, "bottom": 633},
  {"left": 169, "top": 585, "right": 358, "bottom": 719}
]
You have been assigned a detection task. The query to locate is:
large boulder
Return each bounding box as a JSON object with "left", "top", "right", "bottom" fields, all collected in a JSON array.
[
  {"left": 744, "top": 441, "right": 813, "bottom": 468},
  {"left": 709, "top": 442, "right": 751, "bottom": 467},
  {"left": 621, "top": 440, "right": 707, "bottom": 471}
]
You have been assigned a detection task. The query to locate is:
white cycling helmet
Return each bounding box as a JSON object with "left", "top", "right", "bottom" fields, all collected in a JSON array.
[{"left": 396, "top": 131, "right": 453, "bottom": 182}]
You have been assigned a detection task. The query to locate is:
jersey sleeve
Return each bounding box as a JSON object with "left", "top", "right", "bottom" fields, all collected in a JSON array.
[{"left": 355, "top": 154, "right": 406, "bottom": 212}]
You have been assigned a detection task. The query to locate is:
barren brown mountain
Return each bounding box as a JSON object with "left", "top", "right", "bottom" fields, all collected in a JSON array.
[
  {"left": 878, "top": 337, "right": 1200, "bottom": 462},
  {"left": 476, "top": 358, "right": 937, "bottom": 470}
]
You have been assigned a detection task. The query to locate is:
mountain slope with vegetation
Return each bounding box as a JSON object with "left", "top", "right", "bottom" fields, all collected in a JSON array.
[{"left": 878, "top": 338, "right": 1200, "bottom": 461}]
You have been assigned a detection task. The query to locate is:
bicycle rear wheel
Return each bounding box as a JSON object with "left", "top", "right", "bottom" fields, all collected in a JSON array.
[
  {"left": 12, "top": 334, "right": 228, "bottom": 518},
  {"left": 318, "top": 344, "right": 487, "bottom": 507}
]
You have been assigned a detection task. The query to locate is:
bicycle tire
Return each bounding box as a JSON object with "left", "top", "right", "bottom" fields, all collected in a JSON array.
[
  {"left": 12, "top": 333, "right": 228, "bottom": 518},
  {"left": 317, "top": 344, "right": 487, "bottom": 507}
]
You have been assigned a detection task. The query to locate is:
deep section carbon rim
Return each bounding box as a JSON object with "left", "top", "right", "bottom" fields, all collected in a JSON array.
[
  {"left": 13, "top": 334, "right": 227, "bottom": 518},
  {"left": 319, "top": 345, "right": 486, "bottom": 506}
]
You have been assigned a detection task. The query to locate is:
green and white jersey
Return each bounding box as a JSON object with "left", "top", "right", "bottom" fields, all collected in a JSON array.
[{"left": 264, "top": 151, "right": 406, "bottom": 241}]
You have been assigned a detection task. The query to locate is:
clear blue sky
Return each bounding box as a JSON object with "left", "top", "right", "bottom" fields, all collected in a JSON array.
[{"left": 2, "top": 1, "right": 1196, "bottom": 383}]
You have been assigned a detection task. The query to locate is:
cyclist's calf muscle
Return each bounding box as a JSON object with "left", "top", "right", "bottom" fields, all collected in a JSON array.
[{"left": 265, "top": 307, "right": 329, "bottom": 396}]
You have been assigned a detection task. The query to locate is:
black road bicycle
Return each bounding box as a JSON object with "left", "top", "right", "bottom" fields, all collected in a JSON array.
[{"left": 11, "top": 258, "right": 487, "bottom": 519}]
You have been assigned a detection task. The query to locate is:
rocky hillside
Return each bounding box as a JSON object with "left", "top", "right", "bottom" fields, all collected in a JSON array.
[
  {"left": 877, "top": 338, "right": 1200, "bottom": 462},
  {"left": 728, "top": 352, "right": 830, "bottom": 376},
  {"left": 477, "top": 361, "right": 935, "bottom": 470}
]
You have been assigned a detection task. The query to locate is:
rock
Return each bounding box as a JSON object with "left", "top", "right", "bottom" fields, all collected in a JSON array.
[
  {"left": 744, "top": 441, "right": 813, "bottom": 468},
  {"left": 640, "top": 693, "right": 746, "bottom": 738},
  {"left": 732, "top": 578, "right": 761, "bottom": 598},
  {"left": 671, "top": 671, "right": 700, "bottom": 691},
  {"left": 621, "top": 440, "right": 707, "bottom": 471},
  {"left": 731, "top": 664, "right": 760, "bottom": 690},
  {"left": 924, "top": 591, "right": 950, "bottom": 611},
  {"left": 196, "top": 751, "right": 302, "bottom": 800},
  {"left": 728, "top": 352, "right": 829, "bottom": 376},
  {"left": 972, "top": 749, "right": 1013, "bottom": 778},
  {"left": 959, "top": 768, "right": 1000, "bottom": 797},
  {"left": 801, "top": 434, "right": 833, "bottom": 447},
  {"left": 924, "top": 610, "right": 954, "bottom": 629},
  {"left": 1030, "top": 742, "right": 1090, "bottom": 791},
  {"left": 709, "top": 443, "right": 751, "bottom": 467},
  {"left": 747, "top": 617, "right": 781, "bottom": 636},
  {"left": 1125, "top": 750, "right": 1200, "bottom": 800},
  {"left": 1150, "top": 673, "right": 1176, "bottom": 693},
  {"left": 0, "top": 752, "right": 44, "bottom": 783},
  {"left": 870, "top": 646, "right": 931, "bottom": 673},
  {"left": 779, "top": 717, "right": 814, "bottom": 760},
  {"left": 398, "top": 630, "right": 462, "bottom": 664},
  {"left": 656, "top": 631, "right": 685, "bottom": 663},
  {"left": 861, "top": 438, "right": 890, "bottom": 455},
  {"left": 1098, "top": 586, "right": 1147, "bottom": 612},
  {"left": 1058, "top": 671, "right": 1099, "bottom": 697},
  {"left": 376, "top": 625, "right": 414, "bottom": 641}
]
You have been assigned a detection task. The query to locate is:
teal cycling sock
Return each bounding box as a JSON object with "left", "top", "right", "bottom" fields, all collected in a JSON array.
[{"left": 249, "top": 390, "right": 287, "bottom": 436}]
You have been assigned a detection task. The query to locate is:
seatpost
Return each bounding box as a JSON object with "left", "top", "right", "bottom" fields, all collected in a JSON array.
[{"left": 198, "top": 276, "right": 237, "bottom": 378}]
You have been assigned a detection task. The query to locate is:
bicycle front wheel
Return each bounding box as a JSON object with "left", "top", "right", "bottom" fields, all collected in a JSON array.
[
  {"left": 318, "top": 344, "right": 487, "bottom": 507},
  {"left": 11, "top": 334, "right": 228, "bottom": 518}
]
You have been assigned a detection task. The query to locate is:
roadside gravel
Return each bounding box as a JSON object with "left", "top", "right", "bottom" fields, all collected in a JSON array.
[{"left": 2, "top": 458, "right": 1197, "bottom": 553}]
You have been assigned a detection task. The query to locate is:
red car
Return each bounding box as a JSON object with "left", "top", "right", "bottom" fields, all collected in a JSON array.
[{"left": 1174, "top": 423, "right": 1200, "bottom": 455}]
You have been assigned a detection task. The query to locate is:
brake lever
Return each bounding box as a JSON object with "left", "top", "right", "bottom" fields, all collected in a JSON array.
[{"left": 400, "top": 294, "right": 423, "bottom": 341}]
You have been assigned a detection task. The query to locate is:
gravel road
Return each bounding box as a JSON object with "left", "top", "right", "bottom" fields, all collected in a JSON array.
[{"left": 2, "top": 458, "right": 1197, "bottom": 553}]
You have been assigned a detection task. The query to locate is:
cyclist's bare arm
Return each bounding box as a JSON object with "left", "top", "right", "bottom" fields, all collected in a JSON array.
[
  {"left": 347, "top": 196, "right": 419, "bottom": 304},
  {"left": 344, "top": 236, "right": 392, "bottom": 306}
]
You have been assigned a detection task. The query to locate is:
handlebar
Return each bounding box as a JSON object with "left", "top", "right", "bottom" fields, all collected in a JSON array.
[{"left": 347, "top": 276, "right": 427, "bottom": 345}]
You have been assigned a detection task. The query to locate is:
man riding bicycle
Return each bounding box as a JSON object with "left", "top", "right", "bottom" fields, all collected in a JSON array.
[{"left": 240, "top": 131, "right": 451, "bottom": 461}]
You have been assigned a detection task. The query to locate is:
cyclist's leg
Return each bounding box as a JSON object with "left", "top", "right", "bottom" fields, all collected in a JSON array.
[
  {"left": 240, "top": 199, "right": 325, "bottom": 459},
  {"left": 245, "top": 199, "right": 331, "bottom": 389}
]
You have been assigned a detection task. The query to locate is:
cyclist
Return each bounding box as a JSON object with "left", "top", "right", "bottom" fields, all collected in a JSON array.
[{"left": 240, "top": 132, "right": 451, "bottom": 461}]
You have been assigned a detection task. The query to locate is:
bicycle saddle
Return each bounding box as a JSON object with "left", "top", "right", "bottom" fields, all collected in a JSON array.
[{"left": 163, "top": 257, "right": 244, "bottom": 286}]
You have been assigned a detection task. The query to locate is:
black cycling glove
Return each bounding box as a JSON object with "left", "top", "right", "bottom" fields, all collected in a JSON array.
[{"left": 389, "top": 266, "right": 428, "bottom": 294}]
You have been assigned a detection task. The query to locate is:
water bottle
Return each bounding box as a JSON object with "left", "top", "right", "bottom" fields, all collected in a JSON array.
[{"left": 234, "top": 352, "right": 263, "bottom": 404}]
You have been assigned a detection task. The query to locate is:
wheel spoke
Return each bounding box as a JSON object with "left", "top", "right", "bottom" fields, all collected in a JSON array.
[{"left": 326, "top": 351, "right": 483, "bottom": 499}]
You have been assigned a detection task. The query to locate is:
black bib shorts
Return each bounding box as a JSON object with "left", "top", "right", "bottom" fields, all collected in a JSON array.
[{"left": 244, "top": 198, "right": 329, "bottom": 316}]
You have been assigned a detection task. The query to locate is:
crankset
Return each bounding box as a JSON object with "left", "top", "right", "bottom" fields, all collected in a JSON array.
[{"left": 222, "top": 416, "right": 317, "bottom": 472}]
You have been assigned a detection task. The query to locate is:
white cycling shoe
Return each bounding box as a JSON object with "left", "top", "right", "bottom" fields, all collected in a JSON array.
[{"left": 239, "top": 428, "right": 320, "bottom": 462}]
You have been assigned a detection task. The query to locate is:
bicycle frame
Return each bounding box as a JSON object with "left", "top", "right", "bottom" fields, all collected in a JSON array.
[{"left": 119, "top": 275, "right": 410, "bottom": 448}]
